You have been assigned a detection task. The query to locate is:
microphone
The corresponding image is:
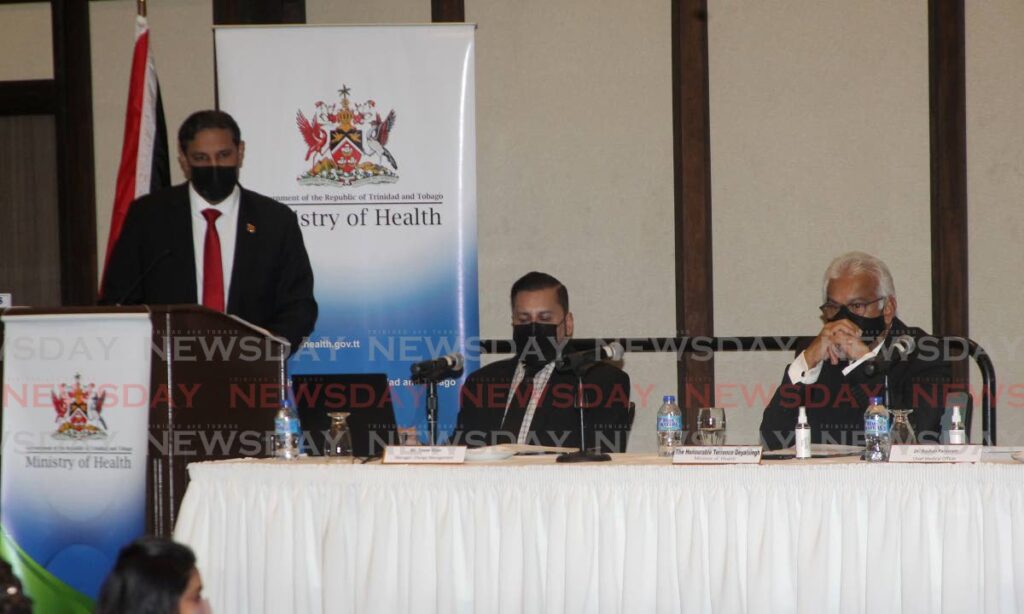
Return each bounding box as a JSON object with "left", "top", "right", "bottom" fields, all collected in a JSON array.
[
  {"left": 864, "top": 335, "right": 915, "bottom": 377},
  {"left": 410, "top": 352, "right": 464, "bottom": 378},
  {"left": 114, "top": 249, "right": 172, "bottom": 306},
  {"left": 555, "top": 341, "right": 625, "bottom": 373},
  {"left": 880, "top": 335, "right": 915, "bottom": 364},
  {"left": 891, "top": 335, "right": 915, "bottom": 359}
]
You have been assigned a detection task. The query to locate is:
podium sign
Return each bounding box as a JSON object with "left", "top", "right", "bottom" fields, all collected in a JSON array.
[{"left": 1, "top": 312, "right": 152, "bottom": 609}]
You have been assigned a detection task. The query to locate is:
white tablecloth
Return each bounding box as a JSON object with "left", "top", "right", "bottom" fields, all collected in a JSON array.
[{"left": 173, "top": 455, "right": 1024, "bottom": 614}]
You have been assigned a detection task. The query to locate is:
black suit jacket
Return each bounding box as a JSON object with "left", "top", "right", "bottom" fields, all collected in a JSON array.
[
  {"left": 101, "top": 184, "right": 318, "bottom": 351},
  {"left": 760, "top": 317, "right": 951, "bottom": 450},
  {"left": 451, "top": 357, "right": 632, "bottom": 451}
]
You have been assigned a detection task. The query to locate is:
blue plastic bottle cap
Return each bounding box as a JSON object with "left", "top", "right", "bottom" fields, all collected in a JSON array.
[
  {"left": 869, "top": 396, "right": 883, "bottom": 405},
  {"left": 663, "top": 395, "right": 676, "bottom": 403}
]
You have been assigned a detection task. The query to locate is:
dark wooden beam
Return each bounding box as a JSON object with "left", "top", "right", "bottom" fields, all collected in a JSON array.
[
  {"left": 52, "top": 0, "right": 97, "bottom": 305},
  {"left": 431, "top": 0, "right": 464, "bottom": 23},
  {"left": 672, "top": 0, "right": 714, "bottom": 431},
  {"left": 0, "top": 80, "right": 55, "bottom": 116},
  {"left": 213, "top": 0, "right": 305, "bottom": 25},
  {"left": 928, "top": 0, "right": 968, "bottom": 380}
]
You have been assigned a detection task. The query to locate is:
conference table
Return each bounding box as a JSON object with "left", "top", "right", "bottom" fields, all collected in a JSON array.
[{"left": 173, "top": 451, "right": 1024, "bottom": 614}]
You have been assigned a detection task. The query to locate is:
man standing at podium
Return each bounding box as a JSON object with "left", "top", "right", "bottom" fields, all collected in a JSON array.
[
  {"left": 760, "top": 251, "right": 950, "bottom": 449},
  {"left": 452, "top": 272, "right": 631, "bottom": 449},
  {"left": 101, "top": 110, "right": 317, "bottom": 353}
]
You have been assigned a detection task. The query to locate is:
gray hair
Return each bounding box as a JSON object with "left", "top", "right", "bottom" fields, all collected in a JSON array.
[{"left": 822, "top": 251, "right": 896, "bottom": 301}]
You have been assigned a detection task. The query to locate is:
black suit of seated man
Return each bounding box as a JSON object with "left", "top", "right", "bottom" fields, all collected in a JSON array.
[
  {"left": 101, "top": 110, "right": 317, "bottom": 354},
  {"left": 760, "top": 251, "right": 951, "bottom": 450},
  {"left": 451, "top": 272, "right": 631, "bottom": 451}
]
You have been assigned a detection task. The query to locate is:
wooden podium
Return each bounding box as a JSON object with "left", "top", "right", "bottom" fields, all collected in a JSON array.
[{"left": 0, "top": 305, "right": 287, "bottom": 536}]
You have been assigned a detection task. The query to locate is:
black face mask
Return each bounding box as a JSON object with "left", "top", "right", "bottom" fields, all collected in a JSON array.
[
  {"left": 830, "top": 305, "right": 888, "bottom": 342},
  {"left": 190, "top": 165, "right": 238, "bottom": 203},
  {"left": 512, "top": 322, "right": 566, "bottom": 366}
]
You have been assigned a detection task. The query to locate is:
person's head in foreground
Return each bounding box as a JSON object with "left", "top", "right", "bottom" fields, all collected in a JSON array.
[{"left": 95, "top": 537, "right": 209, "bottom": 614}]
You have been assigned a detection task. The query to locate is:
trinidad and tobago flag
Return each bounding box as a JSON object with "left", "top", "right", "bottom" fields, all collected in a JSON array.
[{"left": 102, "top": 14, "right": 170, "bottom": 286}]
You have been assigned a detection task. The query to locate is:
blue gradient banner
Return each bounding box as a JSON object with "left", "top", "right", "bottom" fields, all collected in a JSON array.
[
  {"left": 216, "top": 25, "right": 479, "bottom": 438},
  {"left": 0, "top": 314, "right": 152, "bottom": 603}
]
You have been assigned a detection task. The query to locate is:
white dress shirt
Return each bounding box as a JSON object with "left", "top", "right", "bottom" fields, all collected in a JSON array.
[
  {"left": 788, "top": 342, "right": 884, "bottom": 384},
  {"left": 189, "top": 184, "right": 240, "bottom": 305},
  {"left": 502, "top": 361, "right": 558, "bottom": 444}
]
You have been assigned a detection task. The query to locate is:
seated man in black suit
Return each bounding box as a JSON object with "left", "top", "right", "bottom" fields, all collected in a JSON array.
[
  {"left": 101, "top": 110, "right": 317, "bottom": 353},
  {"left": 452, "top": 271, "right": 631, "bottom": 450},
  {"left": 760, "top": 251, "right": 951, "bottom": 449}
]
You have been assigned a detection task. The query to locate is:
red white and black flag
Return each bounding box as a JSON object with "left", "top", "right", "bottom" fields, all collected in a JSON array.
[{"left": 103, "top": 13, "right": 170, "bottom": 273}]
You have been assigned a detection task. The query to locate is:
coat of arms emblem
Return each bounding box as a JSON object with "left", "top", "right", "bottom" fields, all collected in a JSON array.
[
  {"left": 51, "top": 374, "right": 108, "bottom": 440},
  {"left": 296, "top": 84, "right": 398, "bottom": 187}
]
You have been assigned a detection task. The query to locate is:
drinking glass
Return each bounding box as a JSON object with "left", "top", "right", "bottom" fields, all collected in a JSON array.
[
  {"left": 325, "top": 412, "right": 354, "bottom": 460},
  {"left": 890, "top": 409, "right": 916, "bottom": 445},
  {"left": 697, "top": 407, "right": 726, "bottom": 446}
]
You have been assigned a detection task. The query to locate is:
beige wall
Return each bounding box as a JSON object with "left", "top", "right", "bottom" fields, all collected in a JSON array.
[
  {"left": 91, "top": 0, "right": 215, "bottom": 263},
  {"left": 4, "top": 0, "right": 1018, "bottom": 447},
  {"left": 0, "top": 4, "right": 52, "bottom": 80},
  {"left": 967, "top": 1, "right": 1024, "bottom": 445},
  {"left": 709, "top": 0, "right": 933, "bottom": 444},
  {"left": 465, "top": 0, "right": 676, "bottom": 451}
]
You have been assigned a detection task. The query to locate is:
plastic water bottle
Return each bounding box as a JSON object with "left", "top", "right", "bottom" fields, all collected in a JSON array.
[
  {"left": 864, "top": 395, "right": 891, "bottom": 462},
  {"left": 274, "top": 394, "right": 301, "bottom": 460},
  {"left": 657, "top": 395, "right": 684, "bottom": 457}
]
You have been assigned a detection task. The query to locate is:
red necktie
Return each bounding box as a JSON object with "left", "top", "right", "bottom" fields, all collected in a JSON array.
[{"left": 201, "top": 208, "right": 224, "bottom": 312}]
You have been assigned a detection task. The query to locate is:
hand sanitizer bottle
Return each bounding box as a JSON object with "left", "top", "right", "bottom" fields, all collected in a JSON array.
[
  {"left": 795, "top": 406, "right": 812, "bottom": 459},
  {"left": 948, "top": 405, "right": 966, "bottom": 445}
]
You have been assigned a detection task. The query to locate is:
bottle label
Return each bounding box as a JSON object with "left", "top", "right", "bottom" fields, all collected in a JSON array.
[
  {"left": 657, "top": 414, "right": 683, "bottom": 432},
  {"left": 795, "top": 429, "right": 812, "bottom": 458},
  {"left": 864, "top": 415, "right": 889, "bottom": 436}
]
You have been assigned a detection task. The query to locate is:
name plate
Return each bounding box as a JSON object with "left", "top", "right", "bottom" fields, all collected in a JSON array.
[
  {"left": 0, "top": 293, "right": 11, "bottom": 308},
  {"left": 888, "top": 445, "right": 982, "bottom": 463},
  {"left": 382, "top": 446, "right": 467, "bottom": 464},
  {"left": 673, "top": 446, "right": 762, "bottom": 464}
]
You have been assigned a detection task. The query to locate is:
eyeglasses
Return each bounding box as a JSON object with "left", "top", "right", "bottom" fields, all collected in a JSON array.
[{"left": 818, "top": 297, "right": 885, "bottom": 319}]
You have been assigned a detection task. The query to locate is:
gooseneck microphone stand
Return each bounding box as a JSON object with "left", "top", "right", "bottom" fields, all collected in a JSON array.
[
  {"left": 411, "top": 366, "right": 460, "bottom": 445},
  {"left": 412, "top": 373, "right": 440, "bottom": 445},
  {"left": 556, "top": 363, "right": 611, "bottom": 463},
  {"left": 425, "top": 380, "right": 439, "bottom": 445}
]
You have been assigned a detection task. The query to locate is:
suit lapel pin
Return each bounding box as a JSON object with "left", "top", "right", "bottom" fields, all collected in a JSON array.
[{"left": 246, "top": 223, "right": 256, "bottom": 234}]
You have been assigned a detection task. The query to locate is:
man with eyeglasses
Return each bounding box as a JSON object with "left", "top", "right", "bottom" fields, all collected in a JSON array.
[
  {"left": 451, "top": 271, "right": 632, "bottom": 450},
  {"left": 760, "top": 251, "right": 951, "bottom": 450}
]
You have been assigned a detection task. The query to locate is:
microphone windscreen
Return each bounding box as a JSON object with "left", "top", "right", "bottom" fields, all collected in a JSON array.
[
  {"left": 893, "top": 335, "right": 915, "bottom": 356},
  {"left": 608, "top": 341, "right": 625, "bottom": 361}
]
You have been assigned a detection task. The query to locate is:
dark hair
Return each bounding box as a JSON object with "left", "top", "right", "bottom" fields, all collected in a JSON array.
[
  {"left": 178, "top": 109, "right": 241, "bottom": 153},
  {"left": 510, "top": 271, "right": 569, "bottom": 313},
  {"left": 0, "top": 559, "right": 32, "bottom": 613},
  {"left": 95, "top": 537, "right": 196, "bottom": 614}
]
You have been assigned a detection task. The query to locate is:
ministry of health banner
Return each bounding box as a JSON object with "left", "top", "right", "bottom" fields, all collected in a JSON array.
[
  {"left": 215, "top": 25, "right": 478, "bottom": 437},
  {"left": 1, "top": 313, "right": 152, "bottom": 610}
]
